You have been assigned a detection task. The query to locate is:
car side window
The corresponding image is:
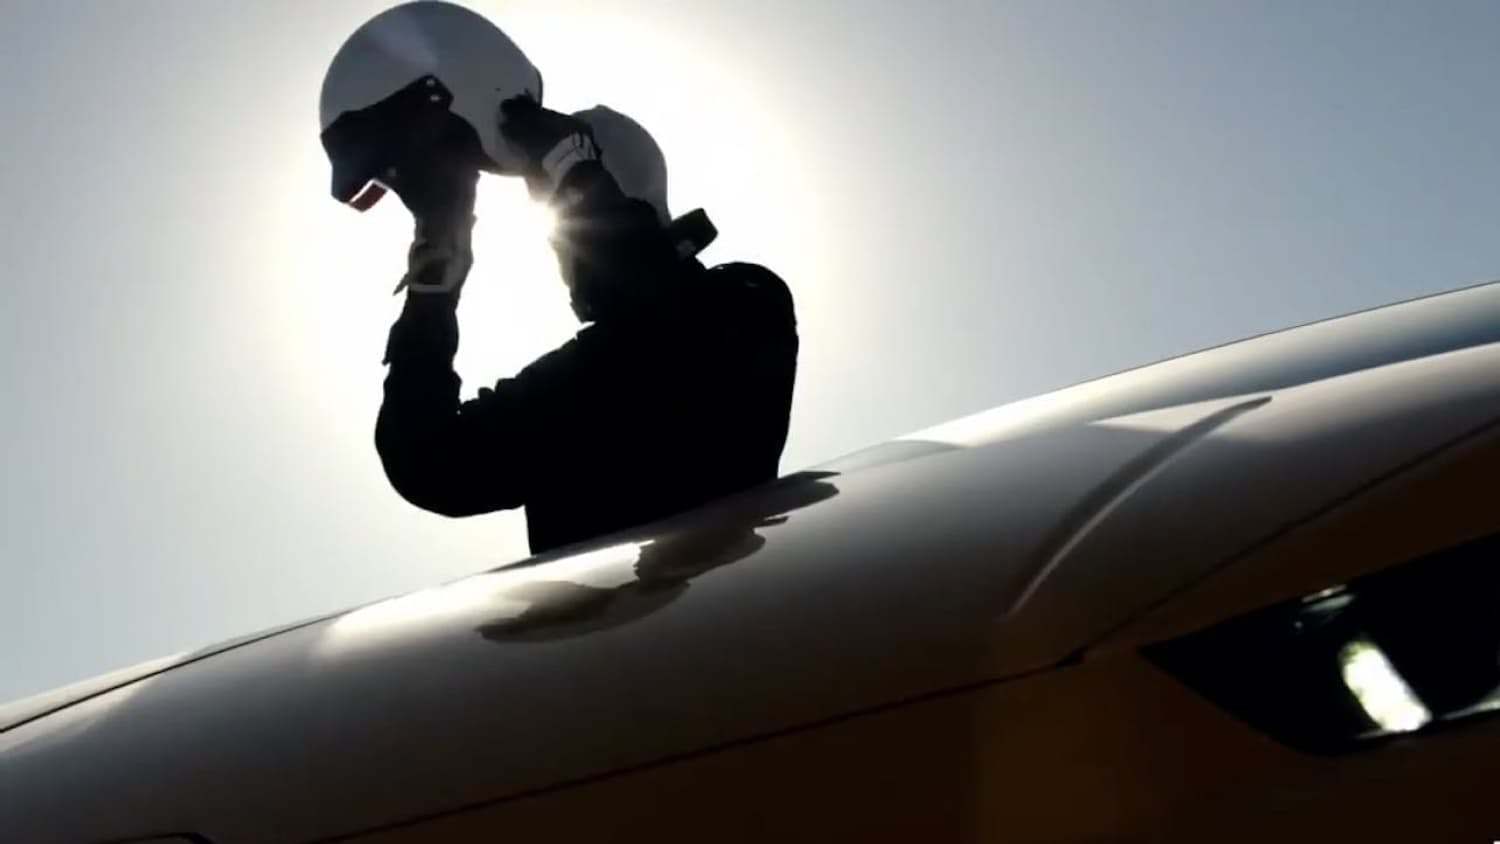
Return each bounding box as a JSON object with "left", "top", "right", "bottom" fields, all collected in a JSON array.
[{"left": 1145, "top": 531, "right": 1500, "bottom": 754}]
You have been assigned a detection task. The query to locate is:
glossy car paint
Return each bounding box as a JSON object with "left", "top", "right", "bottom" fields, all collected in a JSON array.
[{"left": 5, "top": 282, "right": 1500, "bottom": 843}]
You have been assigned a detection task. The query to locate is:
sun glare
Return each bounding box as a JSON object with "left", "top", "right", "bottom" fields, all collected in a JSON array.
[
  {"left": 477, "top": 184, "right": 556, "bottom": 243},
  {"left": 289, "top": 166, "right": 580, "bottom": 430},
  {"left": 455, "top": 179, "right": 579, "bottom": 386}
]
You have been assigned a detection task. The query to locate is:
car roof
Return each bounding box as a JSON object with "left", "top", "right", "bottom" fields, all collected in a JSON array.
[
  {"left": 829, "top": 278, "right": 1500, "bottom": 462},
  {"left": 7, "top": 279, "right": 1500, "bottom": 733}
]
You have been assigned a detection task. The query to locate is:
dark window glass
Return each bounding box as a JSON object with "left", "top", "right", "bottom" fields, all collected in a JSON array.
[{"left": 1145, "top": 532, "right": 1500, "bottom": 755}]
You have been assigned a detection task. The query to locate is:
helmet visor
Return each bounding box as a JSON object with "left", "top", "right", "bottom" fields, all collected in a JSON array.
[
  {"left": 319, "top": 75, "right": 455, "bottom": 211},
  {"left": 321, "top": 117, "right": 391, "bottom": 210}
]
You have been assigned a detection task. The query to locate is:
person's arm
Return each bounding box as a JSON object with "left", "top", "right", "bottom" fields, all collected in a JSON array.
[
  {"left": 374, "top": 98, "right": 665, "bottom": 517},
  {"left": 718, "top": 262, "right": 800, "bottom": 480},
  {"left": 375, "top": 291, "right": 583, "bottom": 517}
]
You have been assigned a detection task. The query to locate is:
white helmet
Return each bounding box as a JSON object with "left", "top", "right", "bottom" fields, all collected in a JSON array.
[
  {"left": 318, "top": 1, "right": 542, "bottom": 211},
  {"left": 571, "top": 105, "right": 670, "bottom": 225},
  {"left": 559, "top": 105, "right": 719, "bottom": 265},
  {"left": 549, "top": 105, "right": 717, "bottom": 320}
]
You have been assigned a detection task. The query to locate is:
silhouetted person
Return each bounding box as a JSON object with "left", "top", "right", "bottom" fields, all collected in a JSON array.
[{"left": 374, "top": 98, "right": 798, "bottom": 553}]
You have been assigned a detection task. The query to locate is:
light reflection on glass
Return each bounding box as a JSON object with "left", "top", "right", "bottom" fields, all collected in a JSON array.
[
  {"left": 1446, "top": 695, "right": 1500, "bottom": 721},
  {"left": 1147, "top": 531, "right": 1500, "bottom": 754},
  {"left": 1301, "top": 585, "right": 1346, "bottom": 604},
  {"left": 1339, "top": 638, "right": 1432, "bottom": 733}
]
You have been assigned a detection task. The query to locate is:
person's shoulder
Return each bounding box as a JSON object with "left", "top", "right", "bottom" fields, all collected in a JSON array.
[
  {"left": 502, "top": 324, "right": 599, "bottom": 383},
  {"left": 705, "top": 261, "right": 795, "bottom": 322},
  {"left": 707, "top": 260, "right": 790, "bottom": 294}
]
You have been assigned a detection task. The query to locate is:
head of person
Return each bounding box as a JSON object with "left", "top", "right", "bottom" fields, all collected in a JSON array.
[
  {"left": 546, "top": 106, "right": 721, "bottom": 322},
  {"left": 548, "top": 106, "right": 673, "bottom": 321}
]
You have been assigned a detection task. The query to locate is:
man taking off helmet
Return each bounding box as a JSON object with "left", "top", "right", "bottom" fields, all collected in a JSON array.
[{"left": 319, "top": 2, "right": 798, "bottom": 554}]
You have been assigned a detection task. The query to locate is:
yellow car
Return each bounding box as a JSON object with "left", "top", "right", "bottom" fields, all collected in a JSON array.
[{"left": 5, "top": 280, "right": 1500, "bottom": 843}]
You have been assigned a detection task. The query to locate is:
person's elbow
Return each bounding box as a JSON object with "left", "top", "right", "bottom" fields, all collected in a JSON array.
[
  {"left": 388, "top": 472, "right": 491, "bottom": 518},
  {"left": 376, "top": 423, "right": 527, "bottom": 518},
  {"left": 406, "top": 491, "right": 489, "bottom": 519},
  {"left": 375, "top": 456, "right": 468, "bottom": 519}
]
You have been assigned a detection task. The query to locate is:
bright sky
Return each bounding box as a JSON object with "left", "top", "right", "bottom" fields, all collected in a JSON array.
[{"left": 4, "top": 0, "right": 1499, "bottom": 703}]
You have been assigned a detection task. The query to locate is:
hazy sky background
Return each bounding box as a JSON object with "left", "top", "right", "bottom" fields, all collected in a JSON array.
[{"left": 3, "top": 0, "right": 1499, "bottom": 702}]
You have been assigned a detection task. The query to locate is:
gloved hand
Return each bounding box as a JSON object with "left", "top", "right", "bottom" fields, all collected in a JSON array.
[
  {"left": 498, "top": 96, "right": 601, "bottom": 205},
  {"left": 387, "top": 147, "right": 479, "bottom": 297}
]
